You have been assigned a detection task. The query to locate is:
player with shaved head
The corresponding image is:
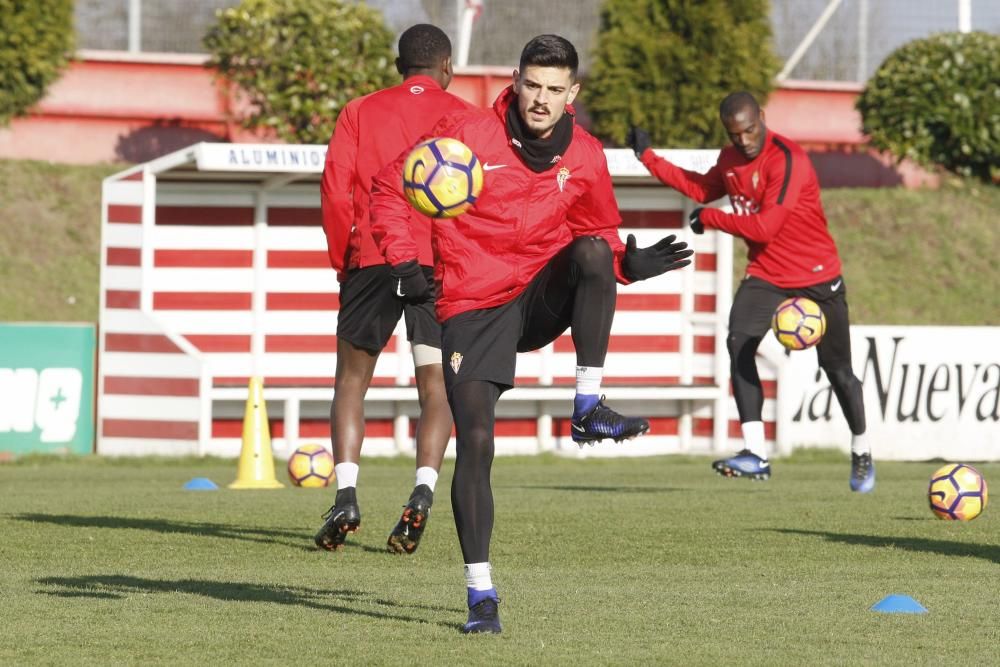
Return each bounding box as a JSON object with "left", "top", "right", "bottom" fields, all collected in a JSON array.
[
  {"left": 629, "top": 91, "right": 872, "bottom": 493},
  {"left": 314, "top": 23, "right": 475, "bottom": 557}
]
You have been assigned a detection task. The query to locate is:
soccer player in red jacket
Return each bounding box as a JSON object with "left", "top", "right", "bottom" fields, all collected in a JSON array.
[
  {"left": 628, "top": 91, "right": 872, "bottom": 493},
  {"left": 371, "top": 35, "right": 693, "bottom": 634},
  {"left": 314, "top": 25, "right": 476, "bottom": 555}
]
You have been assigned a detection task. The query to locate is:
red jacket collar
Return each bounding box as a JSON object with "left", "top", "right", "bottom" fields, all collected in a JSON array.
[{"left": 401, "top": 74, "right": 444, "bottom": 93}]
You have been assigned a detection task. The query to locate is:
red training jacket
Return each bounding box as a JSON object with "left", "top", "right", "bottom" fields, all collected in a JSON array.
[
  {"left": 320, "top": 75, "right": 474, "bottom": 280},
  {"left": 640, "top": 130, "right": 841, "bottom": 288},
  {"left": 370, "top": 86, "right": 632, "bottom": 322}
]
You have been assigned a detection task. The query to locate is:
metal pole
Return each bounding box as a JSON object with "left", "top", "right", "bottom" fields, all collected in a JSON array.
[
  {"left": 857, "top": 0, "right": 868, "bottom": 82},
  {"left": 128, "top": 0, "right": 141, "bottom": 53},
  {"left": 958, "top": 0, "right": 972, "bottom": 32},
  {"left": 776, "top": 0, "right": 845, "bottom": 82},
  {"left": 455, "top": 0, "right": 476, "bottom": 68}
]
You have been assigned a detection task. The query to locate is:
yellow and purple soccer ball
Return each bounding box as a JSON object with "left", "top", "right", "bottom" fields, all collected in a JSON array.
[
  {"left": 771, "top": 297, "right": 827, "bottom": 350},
  {"left": 403, "top": 137, "right": 483, "bottom": 218},
  {"left": 928, "top": 463, "right": 988, "bottom": 521},
  {"left": 287, "top": 444, "right": 335, "bottom": 488}
]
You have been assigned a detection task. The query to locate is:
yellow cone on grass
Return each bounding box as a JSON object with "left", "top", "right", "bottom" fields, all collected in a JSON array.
[{"left": 229, "top": 376, "right": 283, "bottom": 489}]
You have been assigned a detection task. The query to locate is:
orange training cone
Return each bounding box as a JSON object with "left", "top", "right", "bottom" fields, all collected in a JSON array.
[{"left": 229, "top": 376, "right": 283, "bottom": 489}]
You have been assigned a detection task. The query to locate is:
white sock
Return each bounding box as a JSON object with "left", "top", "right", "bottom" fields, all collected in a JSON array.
[
  {"left": 464, "top": 562, "right": 493, "bottom": 591},
  {"left": 575, "top": 365, "right": 603, "bottom": 396},
  {"left": 335, "top": 462, "right": 359, "bottom": 490},
  {"left": 415, "top": 466, "right": 438, "bottom": 492},
  {"left": 851, "top": 432, "right": 871, "bottom": 456},
  {"left": 740, "top": 421, "right": 768, "bottom": 460}
]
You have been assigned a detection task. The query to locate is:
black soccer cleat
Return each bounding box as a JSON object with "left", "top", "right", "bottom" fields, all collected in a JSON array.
[
  {"left": 386, "top": 484, "right": 433, "bottom": 554},
  {"left": 314, "top": 487, "right": 361, "bottom": 551},
  {"left": 570, "top": 395, "right": 650, "bottom": 445},
  {"left": 462, "top": 597, "right": 502, "bottom": 634},
  {"left": 711, "top": 449, "right": 771, "bottom": 481}
]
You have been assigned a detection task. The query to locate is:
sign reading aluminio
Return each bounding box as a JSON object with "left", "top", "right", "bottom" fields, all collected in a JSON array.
[
  {"left": 195, "top": 143, "right": 327, "bottom": 172},
  {"left": 0, "top": 324, "right": 95, "bottom": 455},
  {"left": 781, "top": 326, "right": 1000, "bottom": 460}
]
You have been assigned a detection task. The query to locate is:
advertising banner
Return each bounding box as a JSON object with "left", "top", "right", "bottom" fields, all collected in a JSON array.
[
  {"left": 780, "top": 326, "right": 999, "bottom": 460},
  {"left": 0, "top": 323, "right": 96, "bottom": 455}
]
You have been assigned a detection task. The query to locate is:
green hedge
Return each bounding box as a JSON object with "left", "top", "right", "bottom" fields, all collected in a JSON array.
[
  {"left": 857, "top": 31, "right": 1000, "bottom": 182},
  {"left": 0, "top": 0, "right": 75, "bottom": 125},
  {"left": 581, "top": 0, "right": 778, "bottom": 148},
  {"left": 204, "top": 0, "right": 399, "bottom": 144}
]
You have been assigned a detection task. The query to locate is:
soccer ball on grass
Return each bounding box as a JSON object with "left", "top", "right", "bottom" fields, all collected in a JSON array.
[
  {"left": 403, "top": 137, "right": 483, "bottom": 218},
  {"left": 287, "top": 444, "right": 335, "bottom": 488}
]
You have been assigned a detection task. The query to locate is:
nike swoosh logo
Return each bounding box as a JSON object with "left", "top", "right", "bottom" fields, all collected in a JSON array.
[
  {"left": 396, "top": 280, "right": 404, "bottom": 298},
  {"left": 571, "top": 423, "right": 586, "bottom": 433},
  {"left": 483, "top": 163, "right": 507, "bottom": 171},
  {"left": 831, "top": 280, "right": 842, "bottom": 291}
]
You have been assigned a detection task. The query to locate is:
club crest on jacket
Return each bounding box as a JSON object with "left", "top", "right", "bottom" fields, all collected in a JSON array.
[{"left": 557, "top": 167, "right": 571, "bottom": 192}]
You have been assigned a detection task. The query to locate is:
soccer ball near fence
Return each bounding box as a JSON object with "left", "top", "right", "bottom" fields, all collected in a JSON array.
[
  {"left": 771, "top": 297, "right": 826, "bottom": 350},
  {"left": 403, "top": 137, "right": 483, "bottom": 218},
  {"left": 287, "top": 444, "right": 335, "bottom": 488},
  {"left": 928, "top": 463, "right": 988, "bottom": 521}
]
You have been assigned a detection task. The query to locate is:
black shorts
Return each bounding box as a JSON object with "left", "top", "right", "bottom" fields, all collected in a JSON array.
[
  {"left": 730, "top": 274, "right": 854, "bottom": 369},
  {"left": 336, "top": 265, "right": 440, "bottom": 352},
  {"left": 440, "top": 243, "right": 580, "bottom": 396}
]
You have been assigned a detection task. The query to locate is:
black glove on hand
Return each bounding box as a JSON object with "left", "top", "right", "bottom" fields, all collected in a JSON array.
[
  {"left": 623, "top": 233, "right": 694, "bottom": 281},
  {"left": 689, "top": 207, "right": 706, "bottom": 235},
  {"left": 390, "top": 259, "right": 430, "bottom": 301},
  {"left": 625, "top": 127, "right": 652, "bottom": 159}
]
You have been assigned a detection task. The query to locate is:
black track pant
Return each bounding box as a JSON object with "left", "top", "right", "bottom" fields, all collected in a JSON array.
[
  {"left": 728, "top": 274, "right": 866, "bottom": 435},
  {"left": 449, "top": 237, "right": 617, "bottom": 564}
]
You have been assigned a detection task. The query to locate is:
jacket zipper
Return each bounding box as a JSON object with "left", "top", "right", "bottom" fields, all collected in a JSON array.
[{"left": 510, "top": 170, "right": 539, "bottom": 292}]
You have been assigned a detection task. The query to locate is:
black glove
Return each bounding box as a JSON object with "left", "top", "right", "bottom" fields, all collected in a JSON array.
[
  {"left": 623, "top": 233, "right": 694, "bottom": 281},
  {"left": 689, "top": 207, "right": 706, "bottom": 235},
  {"left": 625, "top": 126, "right": 652, "bottom": 159},
  {"left": 390, "top": 259, "right": 430, "bottom": 301}
]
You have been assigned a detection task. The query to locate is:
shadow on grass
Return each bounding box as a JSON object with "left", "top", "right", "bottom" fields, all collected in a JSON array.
[
  {"left": 12, "top": 513, "right": 314, "bottom": 550},
  {"left": 36, "top": 575, "right": 461, "bottom": 629},
  {"left": 11, "top": 513, "right": 409, "bottom": 556},
  {"left": 506, "top": 484, "right": 682, "bottom": 494},
  {"left": 772, "top": 528, "right": 1000, "bottom": 565}
]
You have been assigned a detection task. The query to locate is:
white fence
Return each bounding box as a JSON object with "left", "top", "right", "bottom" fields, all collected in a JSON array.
[{"left": 98, "top": 143, "right": 753, "bottom": 459}]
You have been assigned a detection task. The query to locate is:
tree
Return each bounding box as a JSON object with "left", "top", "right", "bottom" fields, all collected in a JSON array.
[
  {"left": 581, "top": 0, "right": 779, "bottom": 148},
  {"left": 204, "top": 0, "right": 399, "bottom": 144},
  {"left": 857, "top": 31, "right": 999, "bottom": 183},
  {"left": 0, "top": 0, "right": 75, "bottom": 126}
]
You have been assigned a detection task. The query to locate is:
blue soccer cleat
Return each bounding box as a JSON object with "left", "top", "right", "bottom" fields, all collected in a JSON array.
[
  {"left": 570, "top": 396, "right": 650, "bottom": 446},
  {"left": 850, "top": 452, "right": 875, "bottom": 493},
  {"left": 462, "top": 597, "right": 502, "bottom": 635},
  {"left": 712, "top": 449, "right": 771, "bottom": 480}
]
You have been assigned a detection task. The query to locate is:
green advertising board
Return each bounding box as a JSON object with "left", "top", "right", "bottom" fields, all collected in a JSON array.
[{"left": 0, "top": 323, "right": 95, "bottom": 455}]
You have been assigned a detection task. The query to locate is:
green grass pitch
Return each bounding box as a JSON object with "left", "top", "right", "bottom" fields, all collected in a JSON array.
[{"left": 2, "top": 452, "right": 997, "bottom": 665}]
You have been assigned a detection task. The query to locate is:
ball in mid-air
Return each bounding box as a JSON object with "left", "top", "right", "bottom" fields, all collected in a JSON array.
[
  {"left": 771, "top": 297, "right": 826, "bottom": 350},
  {"left": 403, "top": 137, "right": 483, "bottom": 218}
]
